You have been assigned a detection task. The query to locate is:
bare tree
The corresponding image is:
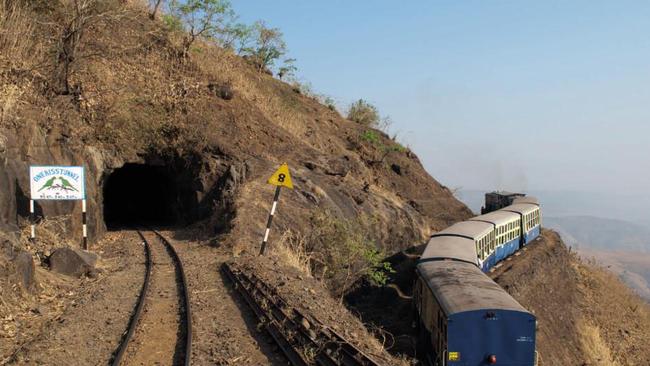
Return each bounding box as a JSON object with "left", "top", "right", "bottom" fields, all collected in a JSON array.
[
  {"left": 150, "top": 0, "right": 164, "bottom": 19},
  {"left": 52, "top": 0, "right": 127, "bottom": 95},
  {"left": 54, "top": 0, "right": 96, "bottom": 95}
]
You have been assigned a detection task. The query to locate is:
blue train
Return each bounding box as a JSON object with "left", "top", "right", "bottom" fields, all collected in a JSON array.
[{"left": 414, "top": 197, "right": 541, "bottom": 365}]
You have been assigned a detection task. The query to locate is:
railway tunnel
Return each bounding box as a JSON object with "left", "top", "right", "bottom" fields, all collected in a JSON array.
[{"left": 103, "top": 163, "right": 201, "bottom": 229}]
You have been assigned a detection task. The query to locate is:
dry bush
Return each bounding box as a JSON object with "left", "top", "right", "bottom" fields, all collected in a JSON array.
[
  {"left": 273, "top": 229, "right": 312, "bottom": 276},
  {"left": 347, "top": 99, "right": 379, "bottom": 127},
  {"left": 20, "top": 215, "right": 75, "bottom": 258}
]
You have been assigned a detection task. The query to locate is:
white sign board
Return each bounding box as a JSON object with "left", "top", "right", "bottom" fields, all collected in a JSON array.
[{"left": 30, "top": 166, "right": 85, "bottom": 200}]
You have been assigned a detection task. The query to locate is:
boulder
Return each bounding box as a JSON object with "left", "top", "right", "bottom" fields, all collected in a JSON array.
[
  {"left": 11, "top": 251, "right": 35, "bottom": 290},
  {"left": 49, "top": 247, "right": 98, "bottom": 277}
]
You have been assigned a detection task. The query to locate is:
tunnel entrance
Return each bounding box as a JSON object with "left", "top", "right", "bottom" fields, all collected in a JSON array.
[{"left": 103, "top": 163, "right": 194, "bottom": 229}]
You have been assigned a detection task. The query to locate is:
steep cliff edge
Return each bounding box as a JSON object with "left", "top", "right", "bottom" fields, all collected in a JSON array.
[{"left": 491, "top": 230, "right": 650, "bottom": 366}]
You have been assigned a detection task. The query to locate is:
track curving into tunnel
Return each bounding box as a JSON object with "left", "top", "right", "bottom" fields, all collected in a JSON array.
[{"left": 110, "top": 230, "right": 192, "bottom": 366}]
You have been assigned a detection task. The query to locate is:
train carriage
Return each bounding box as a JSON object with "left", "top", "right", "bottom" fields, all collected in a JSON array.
[
  {"left": 424, "top": 221, "right": 496, "bottom": 271},
  {"left": 414, "top": 260, "right": 537, "bottom": 366},
  {"left": 470, "top": 211, "right": 521, "bottom": 264},
  {"left": 502, "top": 203, "right": 541, "bottom": 245}
]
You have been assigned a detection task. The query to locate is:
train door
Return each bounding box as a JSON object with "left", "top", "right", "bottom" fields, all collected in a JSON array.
[{"left": 517, "top": 214, "right": 525, "bottom": 249}]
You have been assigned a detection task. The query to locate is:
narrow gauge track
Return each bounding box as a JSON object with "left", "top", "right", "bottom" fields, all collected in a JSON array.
[
  {"left": 222, "top": 262, "right": 382, "bottom": 366},
  {"left": 111, "top": 230, "right": 192, "bottom": 366}
]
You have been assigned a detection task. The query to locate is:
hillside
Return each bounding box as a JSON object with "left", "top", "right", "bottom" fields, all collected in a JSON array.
[
  {"left": 0, "top": 0, "right": 470, "bottom": 279},
  {"left": 0, "top": 1, "right": 470, "bottom": 363},
  {"left": 578, "top": 248, "right": 650, "bottom": 301},
  {"left": 491, "top": 230, "right": 650, "bottom": 366},
  {"left": 3, "top": 2, "right": 648, "bottom": 366}
]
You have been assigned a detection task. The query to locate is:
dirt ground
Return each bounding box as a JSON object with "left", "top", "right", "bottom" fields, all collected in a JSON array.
[
  {"left": 2, "top": 232, "right": 144, "bottom": 365},
  {"left": 162, "top": 229, "right": 287, "bottom": 365},
  {"left": 2, "top": 228, "right": 649, "bottom": 366},
  {"left": 2, "top": 225, "right": 411, "bottom": 366}
]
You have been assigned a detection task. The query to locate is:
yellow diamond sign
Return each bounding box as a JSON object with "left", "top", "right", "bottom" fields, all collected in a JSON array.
[{"left": 267, "top": 163, "right": 293, "bottom": 189}]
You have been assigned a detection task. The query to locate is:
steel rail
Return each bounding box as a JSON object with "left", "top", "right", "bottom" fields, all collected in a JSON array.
[
  {"left": 152, "top": 230, "right": 193, "bottom": 366},
  {"left": 110, "top": 230, "right": 153, "bottom": 366},
  {"left": 110, "top": 230, "right": 192, "bottom": 366},
  {"left": 221, "top": 262, "right": 382, "bottom": 366}
]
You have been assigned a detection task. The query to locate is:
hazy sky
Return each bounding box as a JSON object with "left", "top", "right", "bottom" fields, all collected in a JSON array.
[{"left": 233, "top": 1, "right": 650, "bottom": 196}]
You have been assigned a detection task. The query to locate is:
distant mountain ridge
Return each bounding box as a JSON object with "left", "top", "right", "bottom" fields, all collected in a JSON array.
[
  {"left": 544, "top": 215, "right": 650, "bottom": 253},
  {"left": 457, "top": 189, "right": 650, "bottom": 227}
]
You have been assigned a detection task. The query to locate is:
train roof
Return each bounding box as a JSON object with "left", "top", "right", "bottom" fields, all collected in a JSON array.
[
  {"left": 501, "top": 203, "right": 539, "bottom": 215},
  {"left": 469, "top": 210, "right": 519, "bottom": 226},
  {"left": 416, "top": 260, "right": 530, "bottom": 315},
  {"left": 420, "top": 235, "right": 478, "bottom": 265},
  {"left": 431, "top": 221, "right": 493, "bottom": 240},
  {"left": 512, "top": 196, "right": 540, "bottom": 206},
  {"left": 487, "top": 190, "right": 523, "bottom": 197}
]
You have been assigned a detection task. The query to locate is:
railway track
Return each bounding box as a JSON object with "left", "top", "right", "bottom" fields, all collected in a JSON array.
[
  {"left": 111, "top": 230, "right": 192, "bottom": 366},
  {"left": 222, "top": 262, "right": 383, "bottom": 366}
]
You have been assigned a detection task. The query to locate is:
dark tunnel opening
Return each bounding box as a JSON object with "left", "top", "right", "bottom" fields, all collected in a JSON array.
[{"left": 103, "top": 163, "right": 187, "bottom": 229}]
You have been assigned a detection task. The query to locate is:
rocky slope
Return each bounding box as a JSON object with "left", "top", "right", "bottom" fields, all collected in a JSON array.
[
  {"left": 0, "top": 1, "right": 471, "bottom": 361},
  {"left": 0, "top": 0, "right": 470, "bottom": 284}
]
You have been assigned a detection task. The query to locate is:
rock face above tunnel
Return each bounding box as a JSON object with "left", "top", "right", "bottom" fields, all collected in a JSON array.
[
  {"left": 49, "top": 247, "right": 98, "bottom": 277},
  {"left": 0, "top": 2, "right": 473, "bottom": 255}
]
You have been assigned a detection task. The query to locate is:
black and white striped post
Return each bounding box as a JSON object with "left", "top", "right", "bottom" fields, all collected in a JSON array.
[
  {"left": 259, "top": 163, "right": 293, "bottom": 256},
  {"left": 29, "top": 199, "right": 35, "bottom": 242},
  {"left": 82, "top": 199, "right": 88, "bottom": 250},
  {"left": 259, "top": 186, "right": 281, "bottom": 255}
]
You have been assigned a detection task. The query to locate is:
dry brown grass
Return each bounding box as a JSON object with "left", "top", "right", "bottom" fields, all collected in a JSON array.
[
  {"left": 577, "top": 321, "right": 618, "bottom": 366},
  {"left": 0, "top": 84, "right": 22, "bottom": 126},
  {"left": 272, "top": 229, "right": 312, "bottom": 277},
  {"left": 0, "top": 1, "right": 44, "bottom": 70},
  {"left": 190, "top": 41, "right": 343, "bottom": 151},
  {"left": 19, "top": 215, "right": 75, "bottom": 257}
]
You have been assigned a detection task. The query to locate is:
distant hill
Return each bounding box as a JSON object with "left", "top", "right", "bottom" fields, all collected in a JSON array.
[
  {"left": 544, "top": 215, "right": 650, "bottom": 301},
  {"left": 544, "top": 215, "right": 650, "bottom": 253},
  {"left": 458, "top": 189, "right": 650, "bottom": 226}
]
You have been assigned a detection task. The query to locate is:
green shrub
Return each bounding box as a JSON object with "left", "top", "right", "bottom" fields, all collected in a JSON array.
[
  {"left": 306, "top": 210, "right": 395, "bottom": 298},
  {"left": 361, "top": 130, "right": 380, "bottom": 144}
]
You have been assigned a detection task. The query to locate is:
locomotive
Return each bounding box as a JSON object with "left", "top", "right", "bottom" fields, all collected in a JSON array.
[{"left": 414, "top": 194, "right": 541, "bottom": 365}]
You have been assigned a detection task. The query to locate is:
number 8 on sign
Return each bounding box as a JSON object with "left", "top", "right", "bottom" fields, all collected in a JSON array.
[{"left": 267, "top": 164, "right": 293, "bottom": 189}]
